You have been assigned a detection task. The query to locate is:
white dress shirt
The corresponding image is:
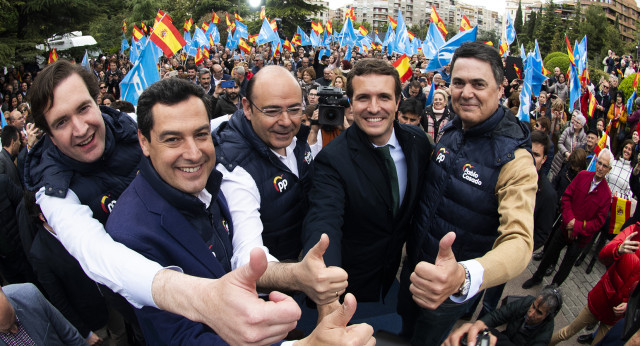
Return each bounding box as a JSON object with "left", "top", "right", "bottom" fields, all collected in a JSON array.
[
  {"left": 217, "top": 137, "right": 300, "bottom": 270},
  {"left": 371, "top": 129, "right": 407, "bottom": 205}
]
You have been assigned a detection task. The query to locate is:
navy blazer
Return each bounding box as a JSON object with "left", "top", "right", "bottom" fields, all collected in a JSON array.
[
  {"left": 0, "top": 283, "right": 85, "bottom": 346},
  {"left": 106, "top": 174, "right": 229, "bottom": 345}
]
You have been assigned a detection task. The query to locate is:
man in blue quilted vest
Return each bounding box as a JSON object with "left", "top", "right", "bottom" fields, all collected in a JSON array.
[{"left": 398, "top": 41, "right": 538, "bottom": 345}]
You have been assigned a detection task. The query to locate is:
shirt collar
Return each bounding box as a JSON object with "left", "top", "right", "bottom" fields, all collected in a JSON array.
[
  {"left": 371, "top": 128, "right": 399, "bottom": 149},
  {"left": 270, "top": 136, "right": 298, "bottom": 159}
]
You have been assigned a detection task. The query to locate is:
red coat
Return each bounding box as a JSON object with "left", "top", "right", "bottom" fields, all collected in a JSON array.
[
  {"left": 561, "top": 171, "right": 612, "bottom": 247},
  {"left": 588, "top": 223, "right": 640, "bottom": 325}
]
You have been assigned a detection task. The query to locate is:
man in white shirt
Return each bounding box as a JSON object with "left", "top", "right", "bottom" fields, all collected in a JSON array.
[
  {"left": 23, "top": 60, "right": 301, "bottom": 345},
  {"left": 213, "top": 66, "right": 348, "bottom": 306}
]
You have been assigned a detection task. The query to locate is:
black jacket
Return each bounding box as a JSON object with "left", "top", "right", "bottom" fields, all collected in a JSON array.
[
  {"left": 533, "top": 174, "right": 557, "bottom": 250},
  {"left": 480, "top": 295, "right": 554, "bottom": 346},
  {"left": 302, "top": 122, "right": 431, "bottom": 302}
]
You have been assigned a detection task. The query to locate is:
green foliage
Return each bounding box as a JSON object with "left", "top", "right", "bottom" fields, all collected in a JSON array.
[
  {"left": 264, "top": 0, "right": 325, "bottom": 37},
  {"left": 618, "top": 73, "right": 638, "bottom": 112},
  {"left": 589, "top": 67, "right": 608, "bottom": 87},
  {"left": 546, "top": 54, "right": 570, "bottom": 75},
  {"left": 543, "top": 51, "right": 566, "bottom": 67},
  {"left": 514, "top": 0, "right": 523, "bottom": 35},
  {"left": 477, "top": 29, "right": 499, "bottom": 48}
]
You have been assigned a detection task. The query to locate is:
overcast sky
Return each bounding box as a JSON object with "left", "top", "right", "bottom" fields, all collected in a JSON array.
[{"left": 327, "top": 0, "right": 507, "bottom": 12}]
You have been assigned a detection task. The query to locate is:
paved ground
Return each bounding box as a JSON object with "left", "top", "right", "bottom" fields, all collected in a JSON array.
[{"left": 463, "top": 246, "right": 608, "bottom": 345}]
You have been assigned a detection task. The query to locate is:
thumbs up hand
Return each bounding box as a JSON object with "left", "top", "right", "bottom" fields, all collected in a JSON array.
[
  {"left": 295, "top": 293, "right": 375, "bottom": 346},
  {"left": 410, "top": 232, "right": 466, "bottom": 310},
  {"left": 295, "top": 233, "right": 348, "bottom": 305}
]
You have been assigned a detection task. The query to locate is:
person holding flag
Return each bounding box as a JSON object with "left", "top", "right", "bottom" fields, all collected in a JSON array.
[{"left": 608, "top": 90, "right": 628, "bottom": 156}]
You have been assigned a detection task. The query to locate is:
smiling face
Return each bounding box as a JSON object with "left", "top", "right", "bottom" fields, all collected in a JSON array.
[
  {"left": 138, "top": 96, "right": 215, "bottom": 196},
  {"left": 44, "top": 73, "right": 106, "bottom": 163},
  {"left": 350, "top": 74, "right": 399, "bottom": 146},
  {"left": 450, "top": 57, "right": 502, "bottom": 129}
]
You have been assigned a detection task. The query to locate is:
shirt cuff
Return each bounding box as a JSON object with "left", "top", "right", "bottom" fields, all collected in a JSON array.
[{"left": 449, "top": 260, "right": 484, "bottom": 303}]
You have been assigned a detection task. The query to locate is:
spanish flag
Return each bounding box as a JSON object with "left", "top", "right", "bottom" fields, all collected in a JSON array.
[
  {"left": 588, "top": 92, "right": 597, "bottom": 118},
  {"left": 484, "top": 41, "right": 493, "bottom": 46},
  {"left": 229, "top": 21, "right": 236, "bottom": 34},
  {"left": 212, "top": 11, "right": 220, "bottom": 24},
  {"left": 132, "top": 25, "right": 144, "bottom": 41},
  {"left": 326, "top": 21, "right": 333, "bottom": 35},
  {"left": 195, "top": 47, "right": 203, "bottom": 65},
  {"left": 122, "top": 20, "right": 127, "bottom": 34},
  {"left": 594, "top": 130, "right": 608, "bottom": 156},
  {"left": 291, "top": 34, "right": 301, "bottom": 46},
  {"left": 184, "top": 17, "right": 193, "bottom": 32},
  {"left": 260, "top": 6, "right": 266, "bottom": 20},
  {"left": 150, "top": 14, "right": 187, "bottom": 58},
  {"left": 392, "top": 54, "right": 412, "bottom": 83},
  {"left": 499, "top": 40, "right": 508, "bottom": 57},
  {"left": 566, "top": 35, "right": 575, "bottom": 67},
  {"left": 407, "top": 30, "right": 415, "bottom": 41},
  {"left": 514, "top": 64, "right": 521, "bottom": 79},
  {"left": 345, "top": 7, "right": 356, "bottom": 21},
  {"left": 239, "top": 38, "right": 251, "bottom": 54},
  {"left": 430, "top": 5, "right": 448, "bottom": 36},
  {"left": 226, "top": 13, "right": 231, "bottom": 27},
  {"left": 633, "top": 73, "right": 639, "bottom": 90},
  {"left": 270, "top": 19, "right": 278, "bottom": 32},
  {"left": 48, "top": 49, "right": 58, "bottom": 64},
  {"left": 209, "top": 34, "right": 215, "bottom": 47},
  {"left": 459, "top": 15, "right": 472, "bottom": 32},
  {"left": 202, "top": 22, "right": 209, "bottom": 32},
  {"left": 312, "top": 21, "right": 323, "bottom": 35},
  {"left": 155, "top": 10, "right": 171, "bottom": 24},
  {"left": 358, "top": 26, "right": 368, "bottom": 36},
  {"left": 387, "top": 15, "right": 397, "bottom": 30},
  {"left": 141, "top": 21, "right": 148, "bottom": 34},
  {"left": 248, "top": 34, "right": 258, "bottom": 44},
  {"left": 272, "top": 43, "right": 280, "bottom": 58},
  {"left": 283, "top": 39, "right": 291, "bottom": 52},
  {"left": 609, "top": 197, "right": 635, "bottom": 235},
  {"left": 235, "top": 12, "right": 243, "bottom": 22}
]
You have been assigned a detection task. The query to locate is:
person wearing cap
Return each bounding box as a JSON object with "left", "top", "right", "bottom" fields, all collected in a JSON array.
[{"left": 549, "top": 111, "right": 587, "bottom": 181}]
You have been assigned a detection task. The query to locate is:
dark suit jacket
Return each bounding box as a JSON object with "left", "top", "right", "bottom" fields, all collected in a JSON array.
[
  {"left": 302, "top": 122, "right": 431, "bottom": 302},
  {"left": 29, "top": 226, "right": 109, "bottom": 338},
  {"left": 0, "top": 148, "right": 20, "bottom": 187},
  {"left": 106, "top": 175, "right": 229, "bottom": 345},
  {"left": 0, "top": 283, "right": 85, "bottom": 346}
]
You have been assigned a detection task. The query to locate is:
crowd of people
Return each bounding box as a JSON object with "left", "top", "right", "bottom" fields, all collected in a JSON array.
[{"left": 0, "top": 38, "right": 639, "bottom": 346}]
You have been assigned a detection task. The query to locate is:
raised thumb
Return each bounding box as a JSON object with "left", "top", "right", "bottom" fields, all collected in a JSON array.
[
  {"left": 236, "top": 248, "right": 268, "bottom": 289},
  {"left": 325, "top": 293, "right": 357, "bottom": 328},
  {"left": 308, "top": 233, "right": 330, "bottom": 260},
  {"left": 435, "top": 232, "right": 457, "bottom": 265}
]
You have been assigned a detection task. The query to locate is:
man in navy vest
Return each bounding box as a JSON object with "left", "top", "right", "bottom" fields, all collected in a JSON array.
[
  {"left": 24, "top": 60, "right": 301, "bottom": 344},
  {"left": 214, "top": 66, "right": 348, "bottom": 307},
  {"left": 105, "top": 77, "right": 374, "bottom": 345},
  {"left": 398, "top": 41, "right": 538, "bottom": 345}
]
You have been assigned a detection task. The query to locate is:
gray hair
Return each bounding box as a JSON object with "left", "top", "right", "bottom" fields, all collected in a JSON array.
[{"left": 599, "top": 148, "right": 614, "bottom": 167}]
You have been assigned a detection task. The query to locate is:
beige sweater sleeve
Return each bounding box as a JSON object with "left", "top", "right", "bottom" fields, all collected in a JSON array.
[{"left": 477, "top": 148, "right": 537, "bottom": 290}]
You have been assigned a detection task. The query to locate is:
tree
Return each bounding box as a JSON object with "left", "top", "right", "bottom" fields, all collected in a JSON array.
[
  {"left": 263, "top": 0, "right": 325, "bottom": 37},
  {"left": 477, "top": 29, "right": 499, "bottom": 48},
  {"left": 534, "top": 0, "right": 561, "bottom": 55},
  {"left": 522, "top": 10, "right": 538, "bottom": 49},
  {"left": 514, "top": 0, "right": 523, "bottom": 35}
]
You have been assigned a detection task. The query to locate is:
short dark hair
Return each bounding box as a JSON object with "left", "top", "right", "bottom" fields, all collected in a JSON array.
[
  {"left": 1, "top": 125, "right": 19, "bottom": 148},
  {"left": 530, "top": 130, "right": 549, "bottom": 156},
  {"left": 538, "top": 284, "right": 562, "bottom": 317},
  {"left": 409, "top": 80, "right": 421, "bottom": 89},
  {"left": 536, "top": 117, "right": 551, "bottom": 135},
  {"left": 451, "top": 41, "right": 504, "bottom": 87},
  {"left": 346, "top": 58, "right": 401, "bottom": 101},
  {"left": 111, "top": 100, "right": 135, "bottom": 113},
  {"left": 136, "top": 78, "right": 211, "bottom": 141},
  {"left": 28, "top": 60, "right": 100, "bottom": 134},
  {"left": 398, "top": 98, "right": 422, "bottom": 116},
  {"left": 186, "top": 64, "right": 197, "bottom": 72}
]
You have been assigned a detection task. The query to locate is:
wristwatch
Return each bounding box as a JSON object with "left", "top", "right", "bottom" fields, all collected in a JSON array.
[{"left": 454, "top": 263, "right": 471, "bottom": 297}]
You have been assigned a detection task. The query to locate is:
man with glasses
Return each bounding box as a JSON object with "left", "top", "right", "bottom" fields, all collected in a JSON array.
[
  {"left": 213, "top": 65, "right": 348, "bottom": 307},
  {"left": 594, "top": 81, "right": 611, "bottom": 125},
  {"left": 252, "top": 55, "right": 264, "bottom": 74},
  {"left": 211, "top": 64, "right": 230, "bottom": 88},
  {"left": 307, "top": 86, "right": 319, "bottom": 106},
  {"left": 523, "top": 149, "right": 613, "bottom": 289}
]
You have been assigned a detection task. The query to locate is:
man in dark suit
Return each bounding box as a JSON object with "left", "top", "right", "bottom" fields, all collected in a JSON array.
[
  {"left": 301, "top": 59, "right": 431, "bottom": 322},
  {"left": 0, "top": 125, "right": 21, "bottom": 186},
  {"left": 106, "top": 77, "right": 374, "bottom": 345},
  {"left": 0, "top": 283, "right": 86, "bottom": 345}
]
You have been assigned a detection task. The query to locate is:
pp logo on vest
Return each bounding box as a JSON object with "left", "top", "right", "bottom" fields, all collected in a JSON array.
[
  {"left": 100, "top": 195, "right": 117, "bottom": 214},
  {"left": 222, "top": 219, "right": 230, "bottom": 234},
  {"left": 462, "top": 164, "right": 483, "bottom": 186},
  {"left": 304, "top": 151, "right": 312, "bottom": 165},
  {"left": 273, "top": 174, "right": 288, "bottom": 192},
  {"left": 435, "top": 148, "right": 449, "bottom": 163}
]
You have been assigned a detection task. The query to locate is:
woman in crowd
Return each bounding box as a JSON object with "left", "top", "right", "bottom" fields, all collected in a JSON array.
[
  {"left": 607, "top": 90, "right": 628, "bottom": 156},
  {"left": 531, "top": 91, "right": 550, "bottom": 120},
  {"left": 101, "top": 94, "right": 115, "bottom": 107},
  {"left": 607, "top": 139, "right": 635, "bottom": 200},
  {"left": 550, "top": 111, "right": 586, "bottom": 180},
  {"left": 548, "top": 73, "right": 569, "bottom": 103},
  {"left": 300, "top": 67, "right": 319, "bottom": 105},
  {"left": 331, "top": 75, "right": 347, "bottom": 91},
  {"left": 422, "top": 89, "right": 452, "bottom": 144},
  {"left": 549, "top": 98, "right": 568, "bottom": 148}
]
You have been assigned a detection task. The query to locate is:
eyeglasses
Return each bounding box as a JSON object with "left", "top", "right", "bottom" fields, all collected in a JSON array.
[
  {"left": 100, "top": 86, "right": 107, "bottom": 89},
  {"left": 247, "top": 99, "right": 303, "bottom": 119},
  {"left": 308, "top": 93, "right": 318, "bottom": 98}
]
